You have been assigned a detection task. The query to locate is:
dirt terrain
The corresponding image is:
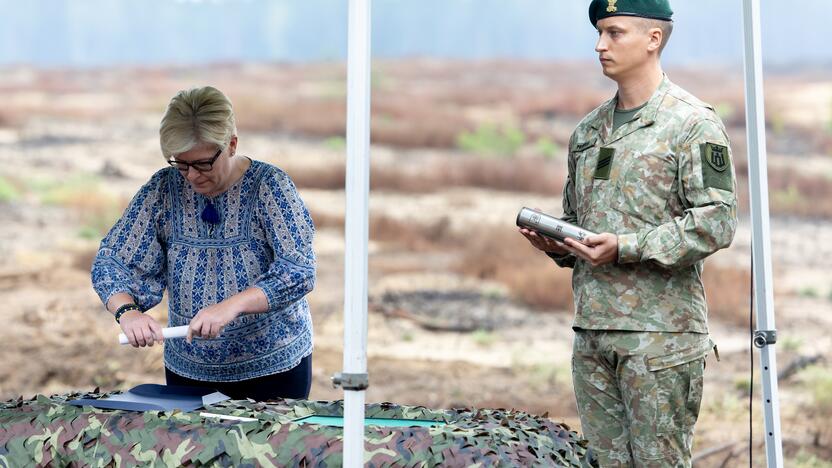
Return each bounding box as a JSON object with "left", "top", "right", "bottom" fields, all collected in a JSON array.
[{"left": 0, "top": 61, "right": 831, "bottom": 466}]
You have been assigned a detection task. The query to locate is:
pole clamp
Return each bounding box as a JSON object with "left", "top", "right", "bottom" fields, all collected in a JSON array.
[
  {"left": 332, "top": 372, "right": 369, "bottom": 391},
  {"left": 753, "top": 330, "right": 777, "bottom": 349}
]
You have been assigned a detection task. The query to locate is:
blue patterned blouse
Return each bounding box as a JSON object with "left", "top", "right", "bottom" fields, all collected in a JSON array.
[{"left": 91, "top": 160, "right": 316, "bottom": 382}]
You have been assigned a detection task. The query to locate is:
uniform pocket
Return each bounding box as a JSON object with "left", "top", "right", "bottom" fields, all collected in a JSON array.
[
  {"left": 645, "top": 339, "right": 712, "bottom": 372},
  {"left": 645, "top": 340, "right": 710, "bottom": 435}
]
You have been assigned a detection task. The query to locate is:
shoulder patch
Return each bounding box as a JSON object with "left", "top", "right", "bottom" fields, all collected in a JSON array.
[{"left": 700, "top": 142, "right": 733, "bottom": 191}]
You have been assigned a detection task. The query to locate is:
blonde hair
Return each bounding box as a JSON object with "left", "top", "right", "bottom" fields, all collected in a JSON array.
[
  {"left": 639, "top": 18, "right": 673, "bottom": 56},
  {"left": 159, "top": 86, "right": 237, "bottom": 159}
]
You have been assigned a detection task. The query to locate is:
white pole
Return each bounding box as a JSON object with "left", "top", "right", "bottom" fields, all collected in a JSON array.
[
  {"left": 340, "top": 0, "right": 371, "bottom": 466},
  {"left": 741, "top": 1, "right": 784, "bottom": 466}
]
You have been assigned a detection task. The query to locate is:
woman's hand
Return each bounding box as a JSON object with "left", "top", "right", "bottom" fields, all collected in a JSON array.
[
  {"left": 119, "top": 310, "right": 165, "bottom": 348},
  {"left": 187, "top": 301, "right": 242, "bottom": 343}
]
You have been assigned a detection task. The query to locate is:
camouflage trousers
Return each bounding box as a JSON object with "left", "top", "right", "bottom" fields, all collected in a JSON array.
[{"left": 572, "top": 330, "right": 714, "bottom": 467}]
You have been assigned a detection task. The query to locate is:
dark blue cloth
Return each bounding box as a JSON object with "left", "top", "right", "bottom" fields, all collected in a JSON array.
[
  {"left": 69, "top": 384, "right": 229, "bottom": 412},
  {"left": 165, "top": 354, "right": 312, "bottom": 401}
]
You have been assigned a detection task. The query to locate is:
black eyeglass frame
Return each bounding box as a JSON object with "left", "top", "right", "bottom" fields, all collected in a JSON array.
[{"left": 167, "top": 147, "right": 223, "bottom": 173}]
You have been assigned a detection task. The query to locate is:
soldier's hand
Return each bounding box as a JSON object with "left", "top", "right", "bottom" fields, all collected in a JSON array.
[
  {"left": 563, "top": 233, "right": 618, "bottom": 267},
  {"left": 519, "top": 227, "right": 571, "bottom": 255}
]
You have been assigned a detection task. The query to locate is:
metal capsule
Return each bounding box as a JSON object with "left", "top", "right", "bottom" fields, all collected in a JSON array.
[{"left": 516, "top": 207, "right": 595, "bottom": 243}]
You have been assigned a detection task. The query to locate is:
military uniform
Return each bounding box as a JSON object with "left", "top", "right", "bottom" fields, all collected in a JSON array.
[{"left": 552, "top": 74, "right": 738, "bottom": 466}]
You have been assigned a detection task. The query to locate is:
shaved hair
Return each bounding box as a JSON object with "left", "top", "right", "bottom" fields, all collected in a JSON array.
[{"left": 639, "top": 18, "right": 674, "bottom": 56}]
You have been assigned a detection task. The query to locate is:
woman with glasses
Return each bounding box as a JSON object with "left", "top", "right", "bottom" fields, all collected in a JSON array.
[{"left": 91, "top": 86, "right": 316, "bottom": 401}]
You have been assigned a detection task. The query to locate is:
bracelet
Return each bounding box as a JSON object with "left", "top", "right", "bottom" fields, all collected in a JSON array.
[{"left": 115, "top": 303, "right": 142, "bottom": 323}]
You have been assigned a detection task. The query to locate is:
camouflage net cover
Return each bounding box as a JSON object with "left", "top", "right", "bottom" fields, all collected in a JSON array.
[{"left": 0, "top": 390, "right": 590, "bottom": 467}]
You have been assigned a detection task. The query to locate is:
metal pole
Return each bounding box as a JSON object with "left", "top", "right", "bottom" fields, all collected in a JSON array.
[
  {"left": 741, "top": 1, "right": 784, "bottom": 465},
  {"left": 336, "top": 0, "right": 371, "bottom": 466}
]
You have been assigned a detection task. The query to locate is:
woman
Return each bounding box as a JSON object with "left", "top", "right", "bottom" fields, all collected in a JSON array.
[{"left": 91, "top": 86, "right": 316, "bottom": 401}]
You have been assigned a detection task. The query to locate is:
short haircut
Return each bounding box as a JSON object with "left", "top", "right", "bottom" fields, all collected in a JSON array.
[
  {"left": 159, "top": 86, "right": 237, "bottom": 159},
  {"left": 640, "top": 18, "right": 674, "bottom": 56}
]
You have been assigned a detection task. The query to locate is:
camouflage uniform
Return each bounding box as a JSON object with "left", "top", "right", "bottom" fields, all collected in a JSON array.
[{"left": 552, "top": 76, "right": 737, "bottom": 466}]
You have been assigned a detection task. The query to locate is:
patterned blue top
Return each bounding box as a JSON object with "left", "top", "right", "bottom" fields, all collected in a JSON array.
[{"left": 91, "top": 160, "right": 316, "bottom": 382}]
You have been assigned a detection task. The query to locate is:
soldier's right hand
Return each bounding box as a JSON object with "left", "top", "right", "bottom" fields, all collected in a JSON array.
[
  {"left": 119, "top": 311, "right": 165, "bottom": 348},
  {"left": 519, "top": 227, "right": 571, "bottom": 255}
]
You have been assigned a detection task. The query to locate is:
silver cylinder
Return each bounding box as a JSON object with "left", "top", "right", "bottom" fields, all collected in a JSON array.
[{"left": 516, "top": 207, "right": 596, "bottom": 243}]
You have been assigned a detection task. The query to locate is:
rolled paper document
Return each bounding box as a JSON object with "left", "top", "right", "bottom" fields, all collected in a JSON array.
[{"left": 118, "top": 325, "right": 189, "bottom": 345}]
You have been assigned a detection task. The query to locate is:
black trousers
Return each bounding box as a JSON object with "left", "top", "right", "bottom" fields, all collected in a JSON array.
[{"left": 165, "top": 354, "right": 312, "bottom": 401}]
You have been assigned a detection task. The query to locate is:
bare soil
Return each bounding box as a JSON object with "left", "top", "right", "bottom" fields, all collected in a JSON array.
[{"left": 1, "top": 62, "right": 831, "bottom": 466}]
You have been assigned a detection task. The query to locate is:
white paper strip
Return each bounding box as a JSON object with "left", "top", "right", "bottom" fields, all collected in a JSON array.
[
  {"left": 118, "top": 325, "right": 189, "bottom": 345},
  {"left": 199, "top": 412, "right": 258, "bottom": 422}
]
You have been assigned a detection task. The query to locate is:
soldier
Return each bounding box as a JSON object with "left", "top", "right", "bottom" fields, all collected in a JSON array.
[{"left": 519, "top": 0, "right": 737, "bottom": 465}]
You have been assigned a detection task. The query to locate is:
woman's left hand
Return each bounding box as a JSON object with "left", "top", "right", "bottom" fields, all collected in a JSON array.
[{"left": 187, "top": 301, "right": 241, "bottom": 343}]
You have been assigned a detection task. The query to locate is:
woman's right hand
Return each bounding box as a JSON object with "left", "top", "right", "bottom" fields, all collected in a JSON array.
[{"left": 119, "top": 310, "right": 165, "bottom": 348}]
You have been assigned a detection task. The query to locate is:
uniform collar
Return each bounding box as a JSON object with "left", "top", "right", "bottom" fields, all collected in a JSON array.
[{"left": 591, "top": 74, "right": 672, "bottom": 145}]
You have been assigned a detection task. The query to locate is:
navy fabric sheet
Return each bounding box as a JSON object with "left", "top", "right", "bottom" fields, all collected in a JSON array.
[{"left": 69, "top": 384, "right": 229, "bottom": 412}]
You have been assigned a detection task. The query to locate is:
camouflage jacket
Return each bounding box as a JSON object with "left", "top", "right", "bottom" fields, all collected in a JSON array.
[{"left": 553, "top": 76, "right": 737, "bottom": 333}]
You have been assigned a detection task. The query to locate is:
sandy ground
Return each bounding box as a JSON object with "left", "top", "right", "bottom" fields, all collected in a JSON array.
[{"left": 1, "top": 97, "right": 832, "bottom": 466}]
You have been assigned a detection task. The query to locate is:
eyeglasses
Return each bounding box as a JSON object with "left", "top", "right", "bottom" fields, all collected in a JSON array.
[{"left": 168, "top": 147, "right": 223, "bottom": 173}]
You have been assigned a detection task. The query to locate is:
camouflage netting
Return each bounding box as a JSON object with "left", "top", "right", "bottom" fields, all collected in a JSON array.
[{"left": 0, "top": 391, "right": 590, "bottom": 467}]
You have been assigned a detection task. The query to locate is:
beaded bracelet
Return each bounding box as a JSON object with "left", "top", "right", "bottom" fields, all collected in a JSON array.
[{"left": 115, "top": 303, "right": 142, "bottom": 323}]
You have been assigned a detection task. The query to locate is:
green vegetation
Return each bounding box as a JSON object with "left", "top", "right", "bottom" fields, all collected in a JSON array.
[
  {"left": 771, "top": 185, "right": 803, "bottom": 208},
  {"left": 780, "top": 335, "right": 803, "bottom": 353},
  {"left": 483, "top": 287, "right": 505, "bottom": 300},
  {"left": 794, "top": 449, "right": 832, "bottom": 468},
  {"left": 704, "top": 392, "right": 745, "bottom": 418},
  {"left": 324, "top": 136, "right": 346, "bottom": 151},
  {"left": 528, "top": 363, "right": 571, "bottom": 390},
  {"left": 22, "top": 173, "right": 124, "bottom": 240},
  {"left": 322, "top": 79, "right": 347, "bottom": 98},
  {"left": 714, "top": 102, "right": 735, "bottom": 122},
  {"left": 769, "top": 112, "right": 786, "bottom": 136},
  {"left": 829, "top": 98, "right": 832, "bottom": 134},
  {"left": 0, "top": 176, "right": 20, "bottom": 202},
  {"left": 798, "top": 286, "right": 820, "bottom": 299},
  {"left": 733, "top": 377, "right": 751, "bottom": 395},
  {"left": 471, "top": 329, "right": 496, "bottom": 348},
  {"left": 457, "top": 124, "right": 525, "bottom": 157},
  {"left": 77, "top": 205, "right": 123, "bottom": 240},
  {"left": 370, "top": 67, "right": 386, "bottom": 91},
  {"left": 31, "top": 173, "right": 101, "bottom": 206},
  {"left": 535, "top": 137, "right": 559, "bottom": 159},
  {"left": 802, "top": 365, "right": 832, "bottom": 410}
]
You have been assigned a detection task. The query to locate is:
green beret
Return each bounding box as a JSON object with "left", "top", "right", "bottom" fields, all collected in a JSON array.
[{"left": 589, "top": 0, "right": 673, "bottom": 27}]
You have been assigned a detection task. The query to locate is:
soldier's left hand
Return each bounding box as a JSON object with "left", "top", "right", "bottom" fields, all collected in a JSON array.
[{"left": 563, "top": 233, "right": 618, "bottom": 267}]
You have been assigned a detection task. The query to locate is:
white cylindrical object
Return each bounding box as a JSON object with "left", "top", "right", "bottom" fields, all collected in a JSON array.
[
  {"left": 118, "top": 325, "right": 189, "bottom": 345},
  {"left": 516, "top": 207, "right": 596, "bottom": 243}
]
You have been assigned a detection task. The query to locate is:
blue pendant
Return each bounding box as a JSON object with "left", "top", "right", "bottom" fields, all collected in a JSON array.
[{"left": 201, "top": 201, "right": 220, "bottom": 224}]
